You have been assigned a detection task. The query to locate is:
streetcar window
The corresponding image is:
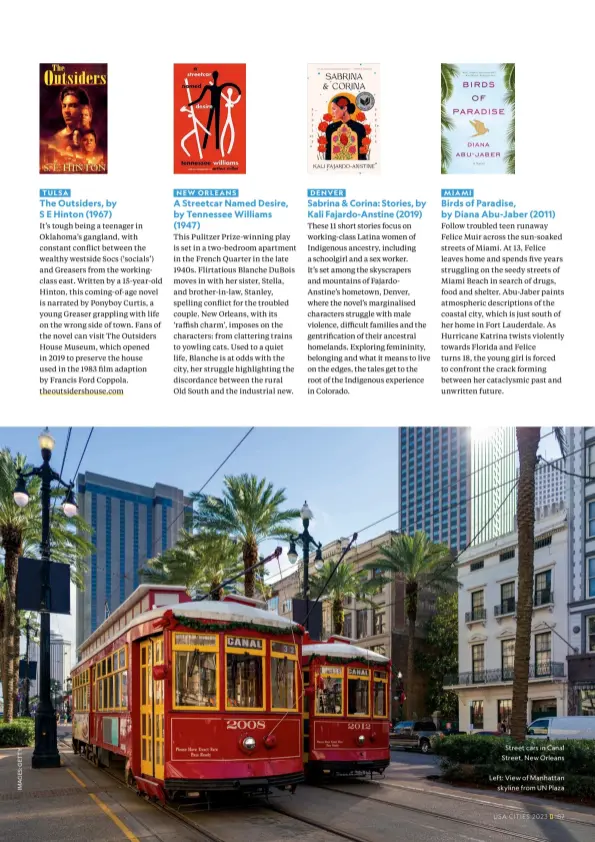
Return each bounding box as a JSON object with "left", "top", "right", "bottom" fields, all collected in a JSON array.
[
  {"left": 316, "top": 675, "right": 343, "bottom": 715},
  {"left": 271, "top": 657, "right": 297, "bottom": 710},
  {"left": 176, "top": 651, "right": 218, "bottom": 708},
  {"left": 119, "top": 649, "right": 126, "bottom": 669},
  {"left": 114, "top": 673, "right": 120, "bottom": 709},
  {"left": 121, "top": 670, "right": 128, "bottom": 708},
  {"left": 373, "top": 681, "right": 387, "bottom": 717},
  {"left": 227, "top": 654, "right": 263, "bottom": 709},
  {"left": 348, "top": 678, "right": 369, "bottom": 715}
]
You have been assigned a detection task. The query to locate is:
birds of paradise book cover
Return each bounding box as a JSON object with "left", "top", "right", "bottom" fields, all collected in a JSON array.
[
  {"left": 39, "top": 63, "right": 108, "bottom": 174},
  {"left": 308, "top": 64, "right": 380, "bottom": 173},
  {"left": 441, "top": 63, "right": 515, "bottom": 175},
  {"left": 174, "top": 64, "right": 246, "bottom": 174}
]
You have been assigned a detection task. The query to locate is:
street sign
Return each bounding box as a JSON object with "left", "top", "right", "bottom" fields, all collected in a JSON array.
[
  {"left": 19, "top": 660, "right": 37, "bottom": 680},
  {"left": 291, "top": 597, "right": 322, "bottom": 640},
  {"left": 16, "top": 557, "right": 71, "bottom": 614}
]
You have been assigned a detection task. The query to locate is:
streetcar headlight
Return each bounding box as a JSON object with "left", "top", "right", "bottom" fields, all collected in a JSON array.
[
  {"left": 357, "top": 735, "right": 365, "bottom": 745},
  {"left": 243, "top": 736, "right": 257, "bottom": 751}
]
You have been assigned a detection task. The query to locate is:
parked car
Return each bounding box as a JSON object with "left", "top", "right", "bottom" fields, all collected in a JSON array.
[
  {"left": 526, "top": 716, "right": 595, "bottom": 741},
  {"left": 390, "top": 720, "right": 442, "bottom": 753},
  {"left": 471, "top": 730, "right": 508, "bottom": 737}
]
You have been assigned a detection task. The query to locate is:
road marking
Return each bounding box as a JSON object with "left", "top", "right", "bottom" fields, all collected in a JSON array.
[
  {"left": 67, "top": 768, "right": 87, "bottom": 789},
  {"left": 67, "top": 765, "right": 140, "bottom": 842},
  {"left": 89, "top": 792, "right": 140, "bottom": 842}
]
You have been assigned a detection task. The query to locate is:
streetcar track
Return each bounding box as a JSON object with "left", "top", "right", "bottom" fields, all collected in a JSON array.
[
  {"left": 314, "top": 783, "right": 567, "bottom": 842},
  {"left": 61, "top": 740, "right": 591, "bottom": 842},
  {"left": 359, "top": 777, "right": 595, "bottom": 826}
]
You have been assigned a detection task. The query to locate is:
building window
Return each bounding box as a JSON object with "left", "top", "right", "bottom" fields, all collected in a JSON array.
[
  {"left": 370, "top": 644, "right": 386, "bottom": 656},
  {"left": 281, "top": 599, "right": 292, "bottom": 613},
  {"left": 532, "top": 698, "right": 557, "bottom": 719},
  {"left": 578, "top": 688, "right": 595, "bottom": 715},
  {"left": 471, "top": 590, "right": 485, "bottom": 621},
  {"left": 373, "top": 608, "right": 385, "bottom": 636},
  {"left": 588, "top": 558, "right": 595, "bottom": 599},
  {"left": 268, "top": 597, "right": 279, "bottom": 613},
  {"left": 343, "top": 614, "right": 352, "bottom": 638},
  {"left": 499, "top": 549, "right": 515, "bottom": 562},
  {"left": 471, "top": 644, "right": 485, "bottom": 682},
  {"left": 534, "top": 570, "right": 552, "bottom": 606},
  {"left": 501, "top": 639, "right": 515, "bottom": 680},
  {"left": 470, "top": 700, "right": 484, "bottom": 728},
  {"left": 588, "top": 501, "right": 595, "bottom": 538},
  {"left": 356, "top": 610, "right": 368, "bottom": 639},
  {"left": 498, "top": 699, "right": 512, "bottom": 731},
  {"left": 534, "top": 632, "right": 552, "bottom": 676},
  {"left": 500, "top": 581, "right": 515, "bottom": 615},
  {"left": 588, "top": 445, "right": 595, "bottom": 479},
  {"left": 588, "top": 617, "right": 595, "bottom": 653},
  {"left": 470, "top": 560, "right": 484, "bottom": 571}
]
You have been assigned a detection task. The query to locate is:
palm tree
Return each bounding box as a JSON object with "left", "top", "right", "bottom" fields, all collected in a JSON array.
[
  {"left": 0, "top": 448, "right": 93, "bottom": 722},
  {"left": 141, "top": 530, "right": 242, "bottom": 600},
  {"left": 501, "top": 63, "right": 515, "bottom": 174},
  {"left": 510, "top": 427, "right": 566, "bottom": 740},
  {"left": 309, "top": 559, "right": 377, "bottom": 636},
  {"left": 193, "top": 475, "right": 300, "bottom": 598},
  {"left": 441, "top": 63, "right": 459, "bottom": 174},
  {"left": 367, "top": 532, "right": 457, "bottom": 718}
]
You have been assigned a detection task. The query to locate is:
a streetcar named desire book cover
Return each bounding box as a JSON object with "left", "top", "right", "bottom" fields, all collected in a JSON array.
[
  {"left": 307, "top": 64, "right": 380, "bottom": 174},
  {"left": 441, "top": 63, "right": 515, "bottom": 175},
  {"left": 174, "top": 64, "right": 246, "bottom": 174},
  {"left": 40, "top": 63, "right": 108, "bottom": 174}
]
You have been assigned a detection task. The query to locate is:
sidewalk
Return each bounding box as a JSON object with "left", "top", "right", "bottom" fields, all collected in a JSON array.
[{"left": 0, "top": 742, "right": 195, "bottom": 842}]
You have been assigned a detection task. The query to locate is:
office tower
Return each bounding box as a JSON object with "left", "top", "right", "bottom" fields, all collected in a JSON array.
[
  {"left": 76, "top": 472, "right": 192, "bottom": 648},
  {"left": 399, "top": 427, "right": 516, "bottom": 552}
]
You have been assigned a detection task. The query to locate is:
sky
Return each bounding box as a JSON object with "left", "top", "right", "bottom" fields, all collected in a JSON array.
[
  {"left": 0, "top": 425, "right": 564, "bottom": 651},
  {"left": 1, "top": 426, "right": 399, "bottom": 647}
]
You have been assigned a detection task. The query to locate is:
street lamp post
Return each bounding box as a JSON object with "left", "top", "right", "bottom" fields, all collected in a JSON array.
[
  {"left": 24, "top": 618, "right": 31, "bottom": 717},
  {"left": 287, "top": 501, "right": 323, "bottom": 630},
  {"left": 13, "top": 428, "right": 77, "bottom": 769}
]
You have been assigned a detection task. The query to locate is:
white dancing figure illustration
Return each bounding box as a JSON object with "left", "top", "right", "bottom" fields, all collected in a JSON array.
[
  {"left": 219, "top": 87, "right": 242, "bottom": 158},
  {"left": 179, "top": 77, "right": 211, "bottom": 160}
]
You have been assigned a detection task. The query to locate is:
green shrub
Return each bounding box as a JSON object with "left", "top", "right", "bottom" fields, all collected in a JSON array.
[
  {"left": 434, "top": 735, "right": 595, "bottom": 801},
  {"left": 0, "top": 718, "right": 35, "bottom": 747}
]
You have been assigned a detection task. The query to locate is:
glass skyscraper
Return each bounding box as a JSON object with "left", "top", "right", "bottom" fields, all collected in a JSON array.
[
  {"left": 76, "top": 472, "right": 192, "bottom": 648},
  {"left": 399, "top": 427, "right": 516, "bottom": 552}
]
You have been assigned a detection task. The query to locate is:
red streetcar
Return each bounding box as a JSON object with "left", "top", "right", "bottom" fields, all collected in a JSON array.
[
  {"left": 71, "top": 585, "right": 305, "bottom": 802},
  {"left": 302, "top": 635, "right": 391, "bottom": 777}
]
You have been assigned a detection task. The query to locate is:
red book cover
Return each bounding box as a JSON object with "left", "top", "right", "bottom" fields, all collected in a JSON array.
[
  {"left": 39, "top": 63, "right": 108, "bottom": 174},
  {"left": 173, "top": 64, "right": 246, "bottom": 174}
]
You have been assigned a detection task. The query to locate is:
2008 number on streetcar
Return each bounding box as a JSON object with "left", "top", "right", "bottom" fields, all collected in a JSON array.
[{"left": 226, "top": 720, "right": 266, "bottom": 730}]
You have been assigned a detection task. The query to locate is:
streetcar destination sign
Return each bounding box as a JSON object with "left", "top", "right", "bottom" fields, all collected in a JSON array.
[
  {"left": 226, "top": 636, "right": 263, "bottom": 650},
  {"left": 348, "top": 668, "right": 369, "bottom": 677}
]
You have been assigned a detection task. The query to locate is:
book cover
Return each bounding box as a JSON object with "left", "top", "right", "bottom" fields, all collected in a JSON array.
[
  {"left": 174, "top": 64, "right": 246, "bottom": 174},
  {"left": 441, "top": 63, "right": 515, "bottom": 175},
  {"left": 307, "top": 64, "right": 380, "bottom": 173},
  {"left": 39, "top": 63, "right": 108, "bottom": 174}
]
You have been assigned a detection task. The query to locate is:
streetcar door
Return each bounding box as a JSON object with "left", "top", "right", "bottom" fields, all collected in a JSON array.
[{"left": 140, "top": 636, "right": 164, "bottom": 780}]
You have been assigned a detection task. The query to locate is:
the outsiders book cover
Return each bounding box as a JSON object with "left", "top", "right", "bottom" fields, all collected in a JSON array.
[
  {"left": 441, "top": 63, "right": 515, "bottom": 175},
  {"left": 174, "top": 64, "right": 246, "bottom": 174},
  {"left": 40, "top": 63, "right": 108, "bottom": 174},
  {"left": 308, "top": 64, "right": 380, "bottom": 173}
]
